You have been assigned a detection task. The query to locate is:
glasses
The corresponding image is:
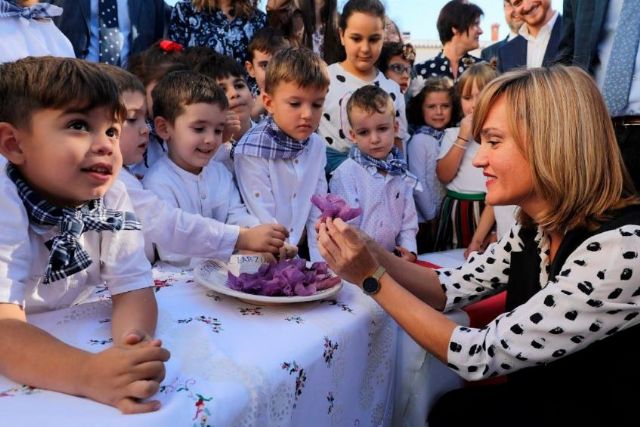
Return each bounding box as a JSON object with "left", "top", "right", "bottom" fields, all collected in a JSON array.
[{"left": 388, "top": 63, "right": 412, "bottom": 75}]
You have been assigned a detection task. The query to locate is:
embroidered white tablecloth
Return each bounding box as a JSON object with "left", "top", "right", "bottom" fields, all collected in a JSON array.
[{"left": 0, "top": 263, "right": 398, "bottom": 426}]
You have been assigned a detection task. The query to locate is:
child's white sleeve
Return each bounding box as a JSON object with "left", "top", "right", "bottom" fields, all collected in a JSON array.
[
  {"left": 100, "top": 181, "right": 153, "bottom": 295},
  {"left": 142, "top": 174, "right": 192, "bottom": 265},
  {"left": 397, "top": 183, "right": 419, "bottom": 253},
  {"left": 234, "top": 154, "right": 278, "bottom": 223},
  {"left": 0, "top": 177, "right": 31, "bottom": 306},
  {"left": 306, "top": 166, "right": 328, "bottom": 262},
  {"left": 119, "top": 173, "right": 239, "bottom": 262},
  {"left": 394, "top": 90, "right": 409, "bottom": 142},
  {"left": 408, "top": 135, "right": 439, "bottom": 221},
  {"left": 222, "top": 171, "right": 261, "bottom": 228}
]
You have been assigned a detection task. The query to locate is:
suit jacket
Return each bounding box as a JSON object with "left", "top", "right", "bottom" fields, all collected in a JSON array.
[
  {"left": 555, "top": 0, "right": 608, "bottom": 74},
  {"left": 480, "top": 36, "right": 508, "bottom": 63},
  {"left": 51, "top": 0, "right": 165, "bottom": 63},
  {"left": 497, "top": 14, "right": 563, "bottom": 73}
]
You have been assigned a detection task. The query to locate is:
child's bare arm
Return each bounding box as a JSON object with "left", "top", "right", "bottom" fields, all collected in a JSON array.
[
  {"left": 110, "top": 287, "right": 158, "bottom": 346},
  {"left": 0, "top": 303, "right": 170, "bottom": 414},
  {"left": 236, "top": 224, "right": 289, "bottom": 254}
]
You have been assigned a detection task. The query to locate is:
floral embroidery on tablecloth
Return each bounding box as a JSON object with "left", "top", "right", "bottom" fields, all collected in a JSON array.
[
  {"left": 320, "top": 299, "right": 354, "bottom": 314},
  {"left": 193, "top": 394, "right": 212, "bottom": 426},
  {"left": 89, "top": 338, "right": 113, "bottom": 345},
  {"left": 323, "top": 337, "right": 338, "bottom": 367},
  {"left": 205, "top": 291, "right": 222, "bottom": 302},
  {"left": 239, "top": 307, "right": 263, "bottom": 316},
  {"left": 285, "top": 315, "right": 304, "bottom": 324},
  {"left": 0, "top": 384, "right": 39, "bottom": 397},
  {"left": 281, "top": 361, "right": 306, "bottom": 408},
  {"left": 154, "top": 278, "right": 173, "bottom": 293},
  {"left": 177, "top": 316, "right": 223, "bottom": 333},
  {"left": 159, "top": 377, "right": 213, "bottom": 427},
  {"left": 327, "top": 391, "right": 335, "bottom": 414}
]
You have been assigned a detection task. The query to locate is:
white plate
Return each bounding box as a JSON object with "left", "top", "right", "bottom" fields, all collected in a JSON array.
[{"left": 194, "top": 259, "right": 343, "bottom": 305}]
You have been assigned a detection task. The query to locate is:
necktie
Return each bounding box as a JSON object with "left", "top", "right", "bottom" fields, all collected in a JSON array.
[
  {"left": 98, "top": 0, "right": 122, "bottom": 66},
  {"left": 601, "top": 0, "right": 640, "bottom": 116}
]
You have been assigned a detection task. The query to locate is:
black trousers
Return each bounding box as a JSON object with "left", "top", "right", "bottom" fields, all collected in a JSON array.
[{"left": 615, "top": 123, "right": 640, "bottom": 192}]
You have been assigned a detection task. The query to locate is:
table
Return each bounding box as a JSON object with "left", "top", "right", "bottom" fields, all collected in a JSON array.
[
  {"left": 392, "top": 249, "right": 468, "bottom": 427},
  {"left": 0, "top": 263, "right": 398, "bottom": 426}
]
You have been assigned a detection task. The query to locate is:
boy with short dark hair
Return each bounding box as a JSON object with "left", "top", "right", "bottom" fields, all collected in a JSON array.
[
  {"left": 245, "top": 27, "right": 290, "bottom": 120},
  {"left": 101, "top": 64, "right": 289, "bottom": 263},
  {"left": 193, "top": 53, "right": 256, "bottom": 171},
  {"left": 234, "top": 47, "right": 329, "bottom": 261},
  {"left": 144, "top": 70, "right": 277, "bottom": 265},
  {"left": 0, "top": 56, "right": 169, "bottom": 413},
  {"left": 330, "top": 84, "right": 419, "bottom": 261}
]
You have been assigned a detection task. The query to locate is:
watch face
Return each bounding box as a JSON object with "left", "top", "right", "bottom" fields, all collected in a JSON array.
[{"left": 363, "top": 277, "right": 380, "bottom": 295}]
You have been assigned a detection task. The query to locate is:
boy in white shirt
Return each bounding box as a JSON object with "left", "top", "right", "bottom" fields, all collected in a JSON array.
[
  {"left": 0, "top": 57, "right": 169, "bottom": 413},
  {"left": 101, "top": 65, "right": 290, "bottom": 263},
  {"left": 143, "top": 71, "right": 263, "bottom": 266},
  {"left": 330, "top": 85, "right": 419, "bottom": 262},
  {"left": 234, "top": 47, "right": 329, "bottom": 261},
  {"left": 192, "top": 52, "right": 257, "bottom": 173}
]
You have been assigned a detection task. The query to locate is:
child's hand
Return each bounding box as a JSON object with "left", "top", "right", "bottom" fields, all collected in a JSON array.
[
  {"left": 223, "top": 110, "right": 242, "bottom": 142},
  {"left": 458, "top": 114, "right": 473, "bottom": 143},
  {"left": 236, "top": 224, "right": 289, "bottom": 255},
  {"left": 394, "top": 246, "right": 417, "bottom": 263},
  {"left": 79, "top": 340, "right": 170, "bottom": 414}
]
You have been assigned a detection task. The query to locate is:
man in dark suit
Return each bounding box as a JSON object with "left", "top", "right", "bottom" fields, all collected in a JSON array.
[
  {"left": 50, "top": 0, "right": 165, "bottom": 67},
  {"left": 556, "top": 0, "right": 640, "bottom": 190},
  {"left": 481, "top": 0, "right": 523, "bottom": 63},
  {"left": 497, "top": 0, "right": 562, "bottom": 72}
]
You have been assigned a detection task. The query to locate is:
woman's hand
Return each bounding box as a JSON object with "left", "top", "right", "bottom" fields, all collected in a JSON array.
[{"left": 317, "top": 218, "right": 378, "bottom": 286}]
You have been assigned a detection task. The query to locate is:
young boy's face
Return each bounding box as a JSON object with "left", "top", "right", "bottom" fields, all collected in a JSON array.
[
  {"left": 157, "top": 102, "right": 226, "bottom": 174},
  {"left": 5, "top": 107, "right": 122, "bottom": 207},
  {"left": 216, "top": 75, "right": 254, "bottom": 124},
  {"left": 245, "top": 50, "right": 271, "bottom": 92},
  {"left": 262, "top": 81, "right": 326, "bottom": 142},
  {"left": 348, "top": 106, "right": 398, "bottom": 160},
  {"left": 120, "top": 90, "right": 149, "bottom": 166}
]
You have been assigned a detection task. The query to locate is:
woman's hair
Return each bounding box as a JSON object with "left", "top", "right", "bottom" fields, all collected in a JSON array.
[
  {"left": 377, "top": 42, "right": 416, "bottom": 74},
  {"left": 406, "top": 76, "right": 454, "bottom": 127},
  {"left": 295, "top": 0, "right": 343, "bottom": 64},
  {"left": 456, "top": 62, "right": 499, "bottom": 100},
  {"left": 472, "top": 65, "right": 639, "bottom": 232},
  {"left": 437, "top": 0, "right": 483, "bottom": 45},
  {"left": 191, "top": 0, "right": 259, "bottom": 18},
  {"left": 338, "top": 0, "right": 385, "bottom": 31}
]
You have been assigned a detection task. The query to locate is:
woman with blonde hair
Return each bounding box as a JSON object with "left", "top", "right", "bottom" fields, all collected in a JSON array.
[
  {"left": 317, "top": 66, "right": 640, "bottom": 425},
  {"left": 168, "top": 0, "right": 266, "bottom": 64}
]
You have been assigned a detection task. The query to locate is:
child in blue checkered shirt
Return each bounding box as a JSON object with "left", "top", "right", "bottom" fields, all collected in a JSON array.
[
  {"left": 0, "top": 57, "right": 169, "bottom": 414},
  {"left": 233, "top": 47, "right": 330, "bottom": 261}
]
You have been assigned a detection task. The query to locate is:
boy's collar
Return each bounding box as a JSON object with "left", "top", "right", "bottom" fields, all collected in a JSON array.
[{"left": 0, "top": 0, "right": 63, "bottom": 19}]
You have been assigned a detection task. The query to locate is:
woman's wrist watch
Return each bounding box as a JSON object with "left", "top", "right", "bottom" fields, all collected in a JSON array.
[{"left": 362, "top": 266, "right": 386, "bottom": 295}]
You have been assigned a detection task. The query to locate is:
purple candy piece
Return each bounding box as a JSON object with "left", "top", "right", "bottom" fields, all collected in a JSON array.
[{"left": 311, "top": 194, "right": 362, "bottom": 221}]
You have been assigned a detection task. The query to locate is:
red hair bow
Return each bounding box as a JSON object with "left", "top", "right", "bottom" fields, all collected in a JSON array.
[{"left": 159, "top": 40, "right": 184, "bottom": 53}]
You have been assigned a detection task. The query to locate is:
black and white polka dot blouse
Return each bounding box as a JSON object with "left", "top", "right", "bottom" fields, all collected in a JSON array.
[
  {"left": 414, "top": 50, "right": 481, "bottom": 82},
  {"left": 436, "top": 222, "right": 640, "bottom": 381}
]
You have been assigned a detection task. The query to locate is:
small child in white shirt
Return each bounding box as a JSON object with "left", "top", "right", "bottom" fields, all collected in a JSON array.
[
  {"left": 191, "top": 52, "right": 257, "bottom": 173},
  {"left": 0, "top": 0, "right": 74, "bottom": 63},
  {"left": 100, "top": 65, "right": 290, "bottom": 263},
  {"left": 143, "top": 70, "right": 269, "bottom": 266},
  {"left": 330, "top": 84, "right": 419, "bottom": 262},
  {"left": 0, "top": 57, "right": 168, "bottom": 413},
  {"left": 234, "top": 47, "right": 329, "bottom": 261}
]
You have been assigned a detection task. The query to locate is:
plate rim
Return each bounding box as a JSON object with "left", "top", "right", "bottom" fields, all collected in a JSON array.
[{"left": 193, "top": 259, "right": 343, "bottom": 304}]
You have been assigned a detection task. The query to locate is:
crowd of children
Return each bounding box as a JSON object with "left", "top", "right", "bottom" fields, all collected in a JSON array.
[{"left": 0, "top": 0, "right": 514, "bottom": 413}]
